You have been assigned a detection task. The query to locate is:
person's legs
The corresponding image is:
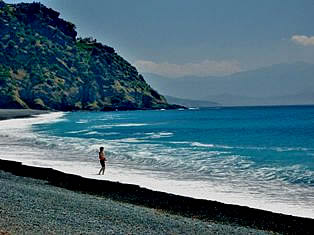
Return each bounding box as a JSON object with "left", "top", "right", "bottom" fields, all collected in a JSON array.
[{"left": 98, "top": 160, "right": 105, "bottom": 175}]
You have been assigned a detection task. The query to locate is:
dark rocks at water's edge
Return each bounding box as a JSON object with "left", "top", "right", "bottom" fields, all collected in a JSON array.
[
  {"left": 0, "top": 1, "right": 181, "bottom": 111},
  {"left": 0, "top": 159, "right": 312, "bottom": 235}
]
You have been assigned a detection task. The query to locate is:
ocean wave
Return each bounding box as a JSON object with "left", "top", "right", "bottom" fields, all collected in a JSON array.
[
  {"left": 83, "top": 131, "right": 100, "bottom": 135},
  {"left": 2, "top": 109, "right": 314, "bottom": 219},
  {"left": 189, "top": 142, "right": 234, "bottom": 149},
  {"left": 76, "top": 119, "right": 89, "bottom": 124},
  {"left": 0, "top": 112, "right": 65, "bottom": 130},
  {"left": 103, "top": 132, "right": 120, "bottom": 136},
  {"left": 170, "top": 141, "right": 191, "bottom": 144},
  {"left": 271, "top": 147, "right": 311, "bottom": 152},
  {"left": 3, "top": 120, "right": 313, "bottom": 189},
  {"left": 1, "top": 122, "right": 314, "bottom": 219},
  {"left": 191, "top": 142, "right": 214, "bottom": 148},
  {"left": 90, "top": 123, "right": 150, "bottom": 129},
  {"left": 67, "top": 130, "right": 88, "bottom": 134},
  {"left": 213, "top": 144, "right": 313, "bottom": 153},
  {"left": 117, "top": 138, "right": 144, "bottom": 143},
  {"left": 143, "top": 132, "right": 173, "bottom": 139},
  {"left": 115, "top": 123, "right": 149, "bottom": 127}
]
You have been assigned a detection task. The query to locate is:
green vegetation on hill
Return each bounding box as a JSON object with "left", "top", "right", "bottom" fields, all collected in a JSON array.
[{"left": 0, "top": 1, "right": 177, "bottom": 110}]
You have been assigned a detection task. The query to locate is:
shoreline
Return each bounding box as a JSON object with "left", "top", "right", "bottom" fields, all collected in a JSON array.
[
  {"left": 0, "top": 167, "right": 274, "bottom": 234},
  {"left": 0, "top": 158, "right": 312, "bottom": 234},
  {"left": 0, "top": 109, "right": 313, "bottom": 233},
  {"left": 0, "top": 109, "right": 49, "bottom": 120}
]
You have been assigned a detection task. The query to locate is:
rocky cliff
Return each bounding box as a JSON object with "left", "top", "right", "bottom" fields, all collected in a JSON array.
[{"left": 0, "top": 1, "right": 177, "bottom": 110}]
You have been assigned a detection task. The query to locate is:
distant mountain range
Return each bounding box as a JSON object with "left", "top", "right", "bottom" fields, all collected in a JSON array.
[{"left": 144, "top": 62, "right": 314, "bottom": 106}]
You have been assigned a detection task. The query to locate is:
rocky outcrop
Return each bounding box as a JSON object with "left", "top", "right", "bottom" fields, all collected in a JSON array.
[{"left": 0, "top": 1, "right": 179, "bottom": 110}]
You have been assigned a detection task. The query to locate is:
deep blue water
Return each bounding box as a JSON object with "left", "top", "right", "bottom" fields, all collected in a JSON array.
[{"left": 34, "top": 106, "right": 314, "bottom": 187}]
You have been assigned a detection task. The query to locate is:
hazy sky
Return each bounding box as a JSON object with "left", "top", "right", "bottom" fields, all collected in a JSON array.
[{"left": 5, "top": 0, "right": 314, "bottom": 77}]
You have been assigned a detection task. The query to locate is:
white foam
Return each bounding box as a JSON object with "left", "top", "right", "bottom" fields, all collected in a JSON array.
[
  {"left": 144, "top": 132, "right": 173, "bottom": 139},
  {"left": 191, "top": 142, "right": 215, "bottom": 148},
  {"left": 91, "top": 123, "right": 149, "bottom": 129},
  {"left": 2, "top": 152, "right": 312, "bottom": 219},
  {"left": 0, "top": 112, "right": 313, "bottom": 219},
  {"left": 67, "top": 130, "right": 88, "bottom": 134},
  {"left": 272, "top": 147, "right": 310, "bottom": 152},
  {"left": 0, "top": 112, "right": 65, "bottom": 130},
  {"left": 83, "top": 131, "right": 100, "bottom": 135},
  {"left": 76, "top": 119, "right": 89, "bottom": 124},
  {"left": 117, "top": 138, "right": 144, "bottom": 143},
  {"left": 170, "top": 141, "right": 191, "bottom": 144},
  {"left": 114, "top": 123, "right": 149, "bottom": 127}
]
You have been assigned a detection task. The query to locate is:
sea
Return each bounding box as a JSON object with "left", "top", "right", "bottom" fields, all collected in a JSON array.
[{"left": 0, "top": 105, "right": 313, "bottom": 219}]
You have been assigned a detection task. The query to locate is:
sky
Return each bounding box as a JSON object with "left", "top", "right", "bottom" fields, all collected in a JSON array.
[{"left": 5, "top": 0, "right": 314, "bottom": 78}]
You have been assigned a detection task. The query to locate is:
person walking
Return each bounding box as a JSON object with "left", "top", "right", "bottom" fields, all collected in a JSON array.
[{"left": 98, "top": 146, "right": 107, "bottom": 175}]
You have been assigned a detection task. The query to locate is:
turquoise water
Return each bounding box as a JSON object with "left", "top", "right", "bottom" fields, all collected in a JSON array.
[
  {"left": 1, "top": 105, "right": 313, "bottom": 217},
  {"left": 36, "top": 106, "right": 314, "bottom": 185}
]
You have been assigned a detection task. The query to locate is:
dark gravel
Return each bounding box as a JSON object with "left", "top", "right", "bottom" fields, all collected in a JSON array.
[{"left": 0, "top": 170, "right": 274, "bottom": 234}]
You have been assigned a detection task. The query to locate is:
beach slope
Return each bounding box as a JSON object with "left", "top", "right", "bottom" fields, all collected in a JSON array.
[
  {"left": 0, "top": 159, "right": 312, "bottom": 234},
  {"left": 0, "top": 168, "right": 276, "bottom": 234}
]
